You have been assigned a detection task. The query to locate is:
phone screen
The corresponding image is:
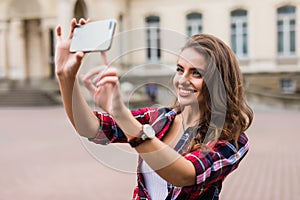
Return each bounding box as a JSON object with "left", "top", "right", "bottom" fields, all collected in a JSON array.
[{"left": 70, "top": 19, "right": 117, "bottom": 53}]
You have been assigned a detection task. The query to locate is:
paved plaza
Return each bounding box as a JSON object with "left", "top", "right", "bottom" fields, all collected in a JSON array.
[{"left": 0, "top": 104, "right": 300, "bottom": 200}]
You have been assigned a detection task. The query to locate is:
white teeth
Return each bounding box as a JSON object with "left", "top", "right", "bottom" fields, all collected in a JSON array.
[{"left": 180, "top": 89, "right": 194, "bottom": 94}]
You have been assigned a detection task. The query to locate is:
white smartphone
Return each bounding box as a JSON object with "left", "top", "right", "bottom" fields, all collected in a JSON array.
[{"left": 70, "top": 19, "right": 117, "bottom": 53}]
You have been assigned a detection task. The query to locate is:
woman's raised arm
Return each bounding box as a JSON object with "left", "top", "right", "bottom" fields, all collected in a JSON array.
[{"left": 54, "top": 18, "right": 99, "bottom": 138}]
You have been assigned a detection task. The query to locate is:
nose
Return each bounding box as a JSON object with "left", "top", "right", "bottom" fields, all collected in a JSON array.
[{"left": 178, "top": 73, "right": 190, "bottom": 85}]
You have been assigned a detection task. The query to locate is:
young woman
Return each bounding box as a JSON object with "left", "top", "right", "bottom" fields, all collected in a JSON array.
[{"left": 55, "top": 18, "right": 253, "bottom": 200}]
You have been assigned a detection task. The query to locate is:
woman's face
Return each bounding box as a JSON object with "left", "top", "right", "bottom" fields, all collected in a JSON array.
[{"left": 173, "top": 48, "right": 206, "bottom": 106}]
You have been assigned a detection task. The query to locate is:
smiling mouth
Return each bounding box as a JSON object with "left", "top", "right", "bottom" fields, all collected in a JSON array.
[{"left": 179, "top": 88, "right": 197, "bottom": 95}]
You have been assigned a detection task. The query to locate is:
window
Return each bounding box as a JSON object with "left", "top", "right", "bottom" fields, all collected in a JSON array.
[
  {"left": 231, "top": 9, "right": 248, "bottom": 59},
  {"left": 277, "top": 6, "right": 296, "bottom": 57},
  {"left": 146, "top": 16, "right": 161, "bottom": 62},
  {"left": 49, "top": 29, "right": 55, "bottom": 79},
  {"left": 186, "top": 13, "right": 202, "bottom": 37},
  {"left": 280, "top": 79, "right": 296, "bottom": 93},
  {"left": 74, "top": 0, "right": 87, "bottom": 21}
]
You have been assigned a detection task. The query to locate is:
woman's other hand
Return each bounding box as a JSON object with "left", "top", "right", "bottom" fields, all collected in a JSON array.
[{"left": 81, "top": 63, "right": 126, "bottom": 116}]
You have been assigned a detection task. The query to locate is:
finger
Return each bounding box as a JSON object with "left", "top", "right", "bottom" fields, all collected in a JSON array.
[
  {"left": 96, "top": 76, "right": 119, "bottom": 87},
  {"left": 56, "top": 25, "right": 62, "bottom": 37},
  {"left": 80, "top": 74, "right": 97, "bottom": 94},
  {"left": 75, "top": 51, "right": 85, "bottom": 63},
  {"left": 68, "top": 18, "right": 78, "bottom": 40},
  {"left": 69, "top": 51, "right": 85, "bottom": 72},
  {"left": 82, "top": 66, "right": 107, "bottom": 82},
  {"left": 80, "top": 18, "right": 92, "bottom": 26},
  {"left": 79, "top": 18, "right": 87, "bottom": 25},
  {"left": 101, "top": 51, "right": 109, "bottom": 66},
  {"left": 94, "top": 67, "right": 118, "bottom": 83},
  {"left": 55, "top": 25, "right": 63, "bottom": 44}
]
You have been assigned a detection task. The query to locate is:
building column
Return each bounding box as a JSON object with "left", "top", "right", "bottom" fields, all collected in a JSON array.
[
  {"left": 8, "top": 20, "right": 26, "bottom": 80},
  {"left": 0, "top": 20, "right": 10, "bottom": 79}
]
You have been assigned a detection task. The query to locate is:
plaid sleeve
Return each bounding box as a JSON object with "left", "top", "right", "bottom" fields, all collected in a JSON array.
[
  {"left": 88, "top": 107, "right": 157, "bottom": 145},
  {"left": 184, "top": 133, "right": 249, "bottom": 187}
]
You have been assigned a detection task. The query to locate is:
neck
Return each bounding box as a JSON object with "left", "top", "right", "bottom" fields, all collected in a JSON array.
[{"left": 180, "top": 105, "right": 201, "bottom": 129}]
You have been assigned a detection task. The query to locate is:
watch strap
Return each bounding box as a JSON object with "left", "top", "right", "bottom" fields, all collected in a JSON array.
[
  {"left": 128, "top": 136, "right": 151, "bottom": 147},
  {"left": 128, "top": 125, "right": 152, "bottom": 148}
]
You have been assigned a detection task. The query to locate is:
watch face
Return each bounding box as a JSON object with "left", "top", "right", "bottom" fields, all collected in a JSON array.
[{"left": 143, "top": 124, "right": 155, "bottom": 138}]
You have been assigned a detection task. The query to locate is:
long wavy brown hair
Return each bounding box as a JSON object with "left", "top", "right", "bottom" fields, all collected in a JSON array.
[{"left": 173, "top": 33, "right": 253, "bottom": 152}]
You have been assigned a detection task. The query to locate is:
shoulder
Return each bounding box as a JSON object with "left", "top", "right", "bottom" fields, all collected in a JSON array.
[
  {"left": 185, "top": 133, "right": 249, "bottom": 169},
  {"left": 213, "top": 133, "right": 249, "bottom": 157}
]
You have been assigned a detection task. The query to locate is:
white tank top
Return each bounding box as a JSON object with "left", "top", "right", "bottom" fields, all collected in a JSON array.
[{"left": 140, "top": 161, "right": 168, "bottom": 200}]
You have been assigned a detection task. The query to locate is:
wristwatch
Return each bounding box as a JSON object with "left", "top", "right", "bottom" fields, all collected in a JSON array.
[{"left": 128, "top": 124, "right": 156, "bottom": 147}]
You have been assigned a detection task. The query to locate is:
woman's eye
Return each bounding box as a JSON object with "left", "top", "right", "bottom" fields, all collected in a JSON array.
[
  {"left": 176, "top": 67, "right": 184, "bottom": 73},
  {"left": 192, "top": 70, "right": 203, "bottom": 78}
]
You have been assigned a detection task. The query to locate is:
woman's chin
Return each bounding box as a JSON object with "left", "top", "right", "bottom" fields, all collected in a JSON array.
[{"left": 177, "top": 97, "right": 198, "bottom": 107}]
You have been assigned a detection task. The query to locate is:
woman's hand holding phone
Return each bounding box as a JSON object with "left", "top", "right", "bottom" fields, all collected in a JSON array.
[
  {"left": 55, "top": 18, "right": 124, "bottom": 118},
  {"left": 55, "top": 18, "right": 116, "bottom": 78},
  {"left": 55, "top": 18, "right": 90, "bottom": 79}
]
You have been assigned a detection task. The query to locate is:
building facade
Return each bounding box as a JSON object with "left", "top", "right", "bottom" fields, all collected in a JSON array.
[{"left": 0, "top": 0, "right": 300, "bottom": 107}]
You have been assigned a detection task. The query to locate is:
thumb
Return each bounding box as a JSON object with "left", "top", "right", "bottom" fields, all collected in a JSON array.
[
  {"left": 71, "top": 51, "right": 85, "bottom": 72},
  {"left": 75, "top": 51, "right": 85, "bottom": 63}
]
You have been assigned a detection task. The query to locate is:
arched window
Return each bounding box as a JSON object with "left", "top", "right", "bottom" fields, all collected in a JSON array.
[
  {"left": 277, "top": 6, "right": 296, "bottom": 57},
  {"left": 74, "top": 0, "right": 87, "bottom": 21},
  {"left": 145, "top": 16, "right": 160, "bottom": 62},
  {"left": 231, "top": 9, "right": 248, "bottom": 59},
  {"left": 186, "top": 12, "right": 202, "bottom": 37}
]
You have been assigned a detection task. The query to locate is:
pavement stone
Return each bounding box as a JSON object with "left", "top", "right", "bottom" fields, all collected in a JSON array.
[{"left": 0, "top": 105, "right": 299, "bottom": 200}]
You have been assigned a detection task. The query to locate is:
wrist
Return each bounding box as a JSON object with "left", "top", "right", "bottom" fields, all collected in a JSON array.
[
  {"left": 128, "top": 124, "right": 156, "bottom": 148},
  {"left": 56, "top": 70, "right": 77, "bottom": 80},
  {"left": 111, "top": 107, "right": 144, "bottom": 139},
  {"left": 110, "top": 103, "right": 129, "bottom": 120}
]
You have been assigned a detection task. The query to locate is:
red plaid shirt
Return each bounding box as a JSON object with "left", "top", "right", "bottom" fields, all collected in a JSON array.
[{"left": 90, "top": 107, "right": 249, "bottom": 200}]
